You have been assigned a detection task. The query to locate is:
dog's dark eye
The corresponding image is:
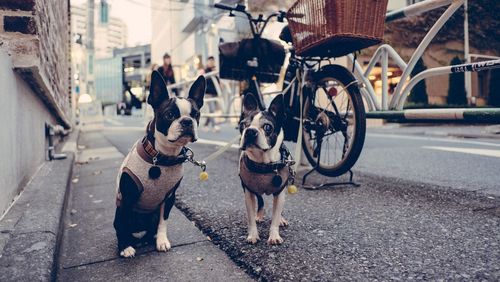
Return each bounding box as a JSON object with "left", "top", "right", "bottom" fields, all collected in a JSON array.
[
  {"left": 165, "top": 112, "right": 175, "bottom": 120},
  {"left": 263, "top": 124, "right": 273, "bottom": 134}
]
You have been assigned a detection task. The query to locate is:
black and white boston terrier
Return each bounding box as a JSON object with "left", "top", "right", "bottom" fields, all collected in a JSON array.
[
  {"left": 239, "top": 93, "right": 291, "bottom": 245},
  {"left": 113, "top": 71, "right": 205, "bottom": 258}
]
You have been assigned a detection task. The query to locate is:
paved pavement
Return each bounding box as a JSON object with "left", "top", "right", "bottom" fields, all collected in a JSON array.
[
  {"left": 56, "top": 130, "right": 252, "bottom": 281},
  {"left": 90, "top": 116, "right": 500, "bottom": 280}
]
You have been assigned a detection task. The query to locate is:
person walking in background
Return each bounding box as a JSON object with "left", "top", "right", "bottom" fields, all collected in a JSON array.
[
  {"left": 157, "top": 53, "right": 178, "bottom": 96},
  {"left": 202, "top": 56, "right": 221, "bottom": 132}
]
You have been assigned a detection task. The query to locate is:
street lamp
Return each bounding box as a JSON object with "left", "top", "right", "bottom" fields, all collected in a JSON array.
[{"left": 78, "top": 93, "right": 93, "bottom": 104}]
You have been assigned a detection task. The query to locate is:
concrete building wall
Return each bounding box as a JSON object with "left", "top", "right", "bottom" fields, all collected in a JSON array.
[
  {"left": 0, "top": 0, "right": 71, "bottom": 215},
  {"left": 0, "top": 50, "right": 57, "bottom": 215},
  {"left": 151, "top": 0, "right": 195, "bottom": 66}
]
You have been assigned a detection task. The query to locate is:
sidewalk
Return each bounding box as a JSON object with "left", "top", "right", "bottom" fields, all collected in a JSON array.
[{"left": 57, "top": 130, "right": 252, "bottom": 281}]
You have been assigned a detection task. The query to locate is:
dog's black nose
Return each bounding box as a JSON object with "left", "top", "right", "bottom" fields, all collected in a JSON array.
[
  {"left": 244, "top": 128, "right": 258, "bottom": 141},
  {"left": 180, "top": 118, "right": 193, "bottom": 127}
]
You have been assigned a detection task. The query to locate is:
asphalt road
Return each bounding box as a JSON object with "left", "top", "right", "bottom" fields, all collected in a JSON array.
[{"left": 102, "top": 115, "right": 500, "bottom": 280}]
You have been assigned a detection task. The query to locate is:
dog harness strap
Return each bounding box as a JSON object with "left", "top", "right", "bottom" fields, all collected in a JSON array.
[
  {"left": 241, "top": 144, "right": 292, "bottom": 174},
  {"left": 240, "top": 175, "right": 288, "bottom": 196},
  {"left": 242, "top": 154, "right": 287, "bottom": 173}
]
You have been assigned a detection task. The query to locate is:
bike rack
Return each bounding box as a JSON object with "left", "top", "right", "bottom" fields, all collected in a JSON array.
[
  {"left": 302, "top": 169, "right": 359, "bottom": 190},
  {"left": 300, "top": 119, "right": 360, "bottom": 190}
]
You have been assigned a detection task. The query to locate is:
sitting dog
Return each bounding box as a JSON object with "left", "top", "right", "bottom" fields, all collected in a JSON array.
[
  {"left": 239, "top": 93, "right": 291, "bottom": 245},
  {"left": 113, "top": 71, "right": 205, "bottom": 257}
]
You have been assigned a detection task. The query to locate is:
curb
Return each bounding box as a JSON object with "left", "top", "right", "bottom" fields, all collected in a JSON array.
[{"left": 0, "top": 132, "right": 78, "bottom": 281}]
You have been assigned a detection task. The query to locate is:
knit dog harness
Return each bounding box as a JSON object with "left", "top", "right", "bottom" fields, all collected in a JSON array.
[
  {"left": 116, "top": 121, "right": 188, "bottom": 213},
  {"left": 239, "top": 144, "right": 294, "bottom": 196}
]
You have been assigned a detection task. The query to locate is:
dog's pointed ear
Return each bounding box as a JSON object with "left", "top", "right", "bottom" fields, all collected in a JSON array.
[
  {"left": 243, "top": 93, "right": 258, "bottom": 115},
  {"left": 148, "top": 71, "right": 170, "bottom": 109},
  {"left": 188, "top": 76, "right": 206, "bottom": 109},
  {"left": 269, "top": 94, "right": 285, "bottom": 124}
]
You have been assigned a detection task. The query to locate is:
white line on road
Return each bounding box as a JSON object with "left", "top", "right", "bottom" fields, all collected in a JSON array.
[
  {"left": 197, "top": 138, "right": 240, "bottom": 149},
  {"left": 106, "top": 126, "right": 145, "bottom": 131},
  {"left": 368, "top": 133, "right": 500, "bottom": 148},
  {"left": 105, "top": 118, "right": 125, "bottom": 126},
  {"left": 423, "top": 146, "right": 500, "bottom": 158}
]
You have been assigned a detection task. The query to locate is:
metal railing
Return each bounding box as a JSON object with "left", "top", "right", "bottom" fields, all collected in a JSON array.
[
  {"left": 165, "top": 71, "right": 281, "bottom": 120},
  {"left": 351, "top": 0, "right": 500, "bottom": 113}
]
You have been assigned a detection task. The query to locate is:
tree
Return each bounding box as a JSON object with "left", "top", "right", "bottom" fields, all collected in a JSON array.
[
  {"left": 447, "top": 56, "right": 467, "bottom": 106},
  {"left": 407, "top": 58, "right": 428, "bottom": 105},
  {"left": 489, "top": 68, "right": 500, "bottom": 107}
]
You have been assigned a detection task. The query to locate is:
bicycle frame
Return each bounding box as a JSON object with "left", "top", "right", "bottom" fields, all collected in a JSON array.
[{"left": 349, "top": 0, "right": 500, "bottom": 112}]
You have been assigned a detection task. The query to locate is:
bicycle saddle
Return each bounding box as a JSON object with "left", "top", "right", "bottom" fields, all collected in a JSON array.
[{"left": 279, "top": 25, "right": 292, "bottom": 44}]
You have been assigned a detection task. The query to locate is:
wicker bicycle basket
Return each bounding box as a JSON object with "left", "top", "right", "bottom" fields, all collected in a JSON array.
[{"left": 287, "top": 0, "right": 388, "bottom": 57}]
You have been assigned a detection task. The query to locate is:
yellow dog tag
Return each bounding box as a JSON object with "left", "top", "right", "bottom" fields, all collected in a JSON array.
[{"left": 199, "top": 171, "right": 209, "bottom": 181}]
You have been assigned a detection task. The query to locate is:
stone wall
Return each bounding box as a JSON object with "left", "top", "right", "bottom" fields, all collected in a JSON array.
[{"left": 0, "top": 0, "right": 71, "bottom": 127}]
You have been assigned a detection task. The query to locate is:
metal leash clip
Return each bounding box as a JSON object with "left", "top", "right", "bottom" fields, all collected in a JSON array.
[
  {"left": 184, "top": 147, "right": 209, "bottom": 181},
  {"left": 184, "top": 147, "right": 207, "bottom": 171}
]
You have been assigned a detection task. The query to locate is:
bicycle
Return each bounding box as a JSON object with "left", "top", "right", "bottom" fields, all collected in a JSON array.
[{"left": 215, "top": 2, "right": 369, "bottom": 177}]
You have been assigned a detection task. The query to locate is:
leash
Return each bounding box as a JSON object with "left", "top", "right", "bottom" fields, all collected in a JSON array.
[
  {"left": 183, "top": 134, "right": 241, "bottom": 181},
  {"left": 203, "top": 135, "right": 241, "bottom": 162}
]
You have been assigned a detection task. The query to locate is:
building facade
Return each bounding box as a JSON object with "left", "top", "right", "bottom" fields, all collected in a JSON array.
[
  {"left": 0, "top": 0, "right": 71, "bottom": 215},
  {"left": 113, "top": 44, "right": 151, "bottom": 103},
  {"left": 95, "top": 56, "right": 122, "bottom": 105},
  {"left": 71, "top": 3, "right": 127, "bottom": 60},
  {"left": 70, "top": 1, "right": 127, "bottom": 105}
]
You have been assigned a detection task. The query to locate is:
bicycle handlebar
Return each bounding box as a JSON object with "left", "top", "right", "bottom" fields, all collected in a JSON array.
[
  {"left": 214, "top": 2, "right": 285, "bottom": 37},
  {"left": 214, "top": 3, "right": 233, "bottom": 11}
]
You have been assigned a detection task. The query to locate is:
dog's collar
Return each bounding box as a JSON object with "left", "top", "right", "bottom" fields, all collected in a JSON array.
[
  {"left": 242, "top": 144, "right": 291, "bottom": 174},
  {"left": 137, "top": 119, "right": 188, "bottom": 167}
]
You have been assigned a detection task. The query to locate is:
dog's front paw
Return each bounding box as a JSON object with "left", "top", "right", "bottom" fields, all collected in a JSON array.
[
  {"left": 246, "top": 230, "right": 260, "bottom": 244},
  {"left": 156, "top": 235, "right": 171, "bottom": 252},
  {"left": 280, "top": 216, "right": 289, "bottom": 227},
  {"left": 120, "top": 246, "right": 136, "bottom": 258},
  {"left": 267, "top": 232, "right": 283, "bottom": 245}
]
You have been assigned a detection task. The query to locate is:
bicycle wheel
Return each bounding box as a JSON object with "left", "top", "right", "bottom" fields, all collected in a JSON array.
[{"left": 301, "top": 64, "right": 366, "bottom": 177}]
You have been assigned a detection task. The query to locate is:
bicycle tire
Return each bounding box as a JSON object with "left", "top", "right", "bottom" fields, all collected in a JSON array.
[{"left": 301, "top": 64, "right": 366, "bottom": 177}]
